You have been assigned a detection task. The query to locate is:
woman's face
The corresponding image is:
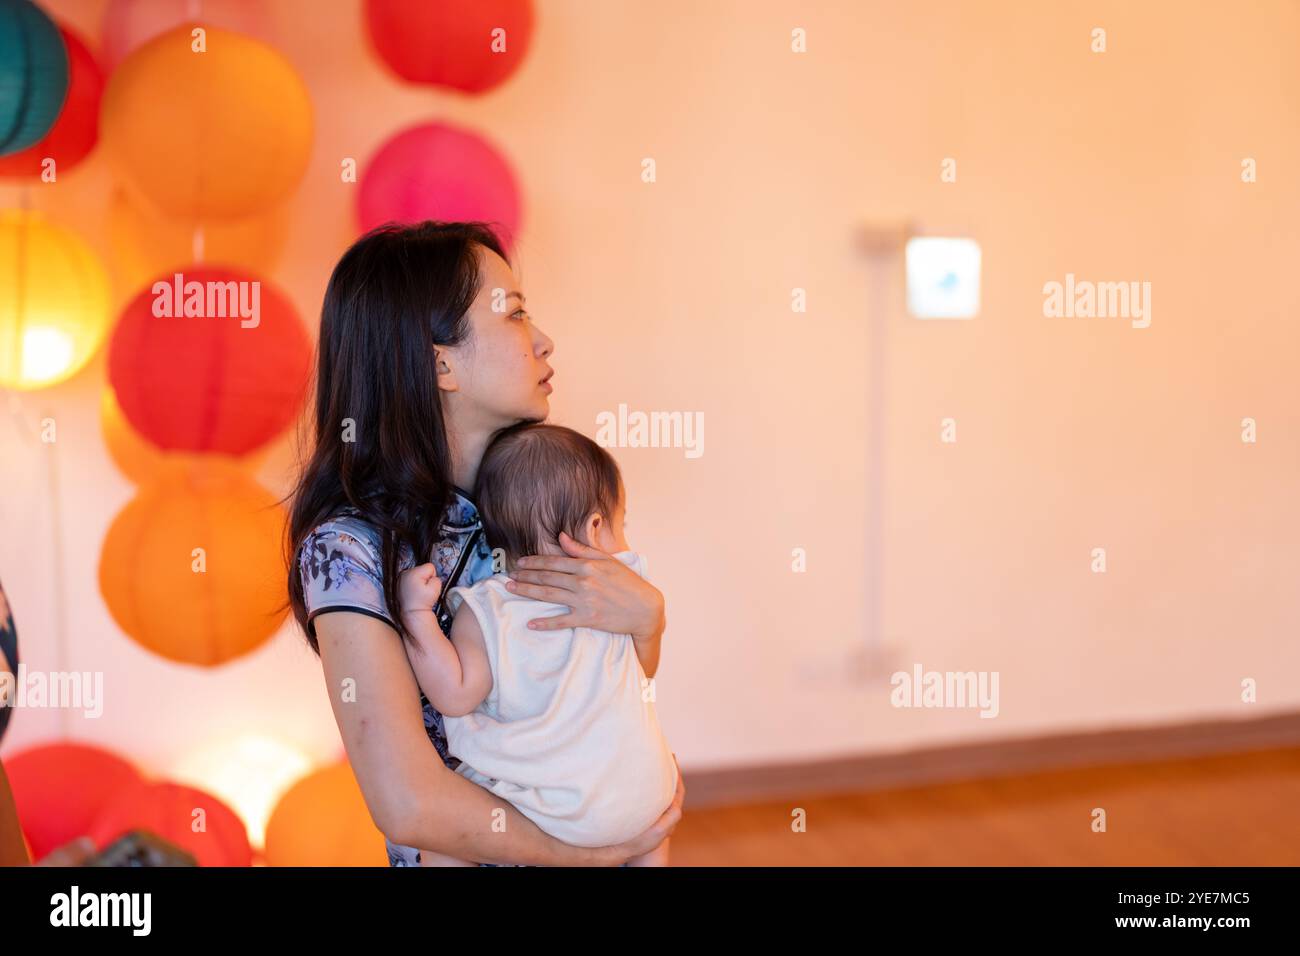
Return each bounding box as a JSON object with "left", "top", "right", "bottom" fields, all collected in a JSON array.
[{"left": 437, "top": 245, "right": 555, "bottom": 430}]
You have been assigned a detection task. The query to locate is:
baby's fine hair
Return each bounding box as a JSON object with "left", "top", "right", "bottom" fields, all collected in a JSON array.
[{"left": 475, "top": 422, "right": 623, "bottom": 570}]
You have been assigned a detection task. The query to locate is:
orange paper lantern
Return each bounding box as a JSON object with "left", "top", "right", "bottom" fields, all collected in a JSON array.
[
  {"left": 100, "top": 24, "right": 312, "bottom": 220},
  {"left": 263, "top": 762, "right": 387, "bottom": 867},
  {"left": 87, "top": 779, "right": 253, "bottom": 866},
  {"left": 98, "top": 461, "right": 289, "bottom": 666},
  {"left": 106, "top": 186, "right": 289, "bottom": 293}
]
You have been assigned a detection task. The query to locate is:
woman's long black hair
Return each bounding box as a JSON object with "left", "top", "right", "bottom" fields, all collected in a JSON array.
[{"left": 283, "top": 220, "right": 510, "bottom": 654}]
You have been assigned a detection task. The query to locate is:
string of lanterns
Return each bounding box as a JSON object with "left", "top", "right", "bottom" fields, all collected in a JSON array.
[{"left": 1, "top": 0, "right": 534, "bottom": 866}]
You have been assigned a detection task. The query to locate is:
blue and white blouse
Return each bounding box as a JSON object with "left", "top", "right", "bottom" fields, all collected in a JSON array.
[{"left": 296, "top": 488, "right": 505, "bottom": 867}]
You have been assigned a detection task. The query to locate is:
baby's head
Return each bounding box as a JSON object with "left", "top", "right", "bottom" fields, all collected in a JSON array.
[{"left": 475, "top": 422, "right": 628, "bottom": 572}]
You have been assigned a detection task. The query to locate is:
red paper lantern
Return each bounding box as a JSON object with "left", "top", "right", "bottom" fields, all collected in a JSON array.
[
  {"left": 107, "top": 267, "right": 311, "bottom": 455},
  {"left": 358, "top": 121, "right": 521, "bottom": 252},
  {"left": 0, "top": 24, "right": 103, "bottom": 177},
  {"left": 88, "top": 779, "right": 253, "bottom": 867},
  {"left": 3, "top": 742, "right": 142, "bottom": 860},
  {"left": 364, "top": 0, "right": 534, "bottom": 93}
]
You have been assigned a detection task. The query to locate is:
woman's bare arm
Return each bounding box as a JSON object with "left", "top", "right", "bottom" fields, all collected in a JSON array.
[{"left": 314, "top": 610, "right": 682, "bottom": 865}]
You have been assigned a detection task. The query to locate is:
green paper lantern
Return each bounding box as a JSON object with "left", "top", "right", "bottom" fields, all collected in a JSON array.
[{"left": 0, "top": 0, "right": 70, "bottom": 157}]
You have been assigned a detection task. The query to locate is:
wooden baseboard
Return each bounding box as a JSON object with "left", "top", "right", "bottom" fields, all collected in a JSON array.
[{"left": 681, "top": 711, "right": 1300, "bottom": 809}]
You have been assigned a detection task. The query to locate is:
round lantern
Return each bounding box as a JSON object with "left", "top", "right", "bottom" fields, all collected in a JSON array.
[
  {"left": 0, "top": 24, "right": 103, "bottom": 177},
  {"left": 0, "top": 208, "right": 112, "bottom": 391},
  {"left": 357, "top": 121, "right": 521, "bottom": 251},
  {"left": 364, "top": 0, "right": 534, "bottom": 93},
  {"left": 88, "top": 779, "right": 253, "bottom": 867},
  {"left": 107, "top": 186, "right": 289, "bottom": 298},
  {"left": 264, "top": 762, "right": 387, "bottom": 867},
  {"left": 100, "top": 387, "right": 269, "bottom": 486},
  {"left": 107, "top": 266, "right": 310, "bottom": 455},
  {"left": 100, "top": 24, "right": 312, "bottom": 220},
  {"left": 98, "top": 460, "right": 289, "bottom": 667},
  {"left": 100, "top": 0, "right": 271, "bottom": 70},
  {"left": 0, "top": 0, "right": 69, "bottom": 156},
  {"left": 3, "top": 742, "right": 142, "bottom": 861}
]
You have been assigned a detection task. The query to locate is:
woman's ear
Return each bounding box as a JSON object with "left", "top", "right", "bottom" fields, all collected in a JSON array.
[{"left": 433, "top": 348, "right": 459, "bottom": 393}]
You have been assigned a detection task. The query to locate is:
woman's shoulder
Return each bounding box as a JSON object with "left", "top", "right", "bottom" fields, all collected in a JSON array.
[{"left": 302, "top": 508, "right": 385, "bottom": 558}]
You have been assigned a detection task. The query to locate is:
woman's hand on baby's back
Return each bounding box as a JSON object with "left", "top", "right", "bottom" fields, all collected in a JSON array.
[
  {"left": 505, "top": 532, "right": 666, "bottom": 640},
  {"left": 399, "top": 562, "right": 442, "bottom": 617}
]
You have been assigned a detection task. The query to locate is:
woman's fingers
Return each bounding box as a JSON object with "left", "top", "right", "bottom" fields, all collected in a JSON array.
[
  {"left": 507, "top": 568, "right": 579, "bottom": 591},
  {"left": 504, "top": 579, "right": 574, "bottom": 604}
]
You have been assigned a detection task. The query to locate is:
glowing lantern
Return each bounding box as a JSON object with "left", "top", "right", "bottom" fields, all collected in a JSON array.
[
  {"left": 264, "top": 762, "right": 387, "bottom": 867},
  {"left": 3, "top": 742, "right": 142, "bottom": 860},
  {"left": 106, "top": 266, "right": 310, "bottom": 455},
  {"left": 0, "top": 209, "right": 111, "bottom": 390},
  {"left": 0, "top": 0, "right": 68, "bottom": 156},
  {"left": 358, "top": 121, "right": 521, "bottom": 252},
  {"left": 100, "top": 24, "right": 312, "bottom": 220},
  {"left": 0, "top": 24, "right": 103, "bottom": 177},
  {"left": 171, "top": 735, "right": 314, "bottom": 850},
  {"left": 364, "top": 0, "right": 535, "bottom": 93},
  {"left": 88, "top": 779, "right": 253, "bottom": 866},
  {"left": 97, "top": 460, "right": 289, "bottom": 667}
]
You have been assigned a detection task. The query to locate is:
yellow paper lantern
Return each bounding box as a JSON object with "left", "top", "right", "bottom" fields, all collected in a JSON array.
[
  {"left": 100, "top": 387, "right": 268, "bottom": 486},
  {"left": 98, "top": 459, "right": 288, "bottom": 666},
  {"left": 0, "top": 209, "right": 111, "bottom": 390},
  {"left": 106, "top": 187, "right": 290, "bottom": 292},
  {"left": 100, "top": 24, "right": 313, "bottom": 220},
  {"left": 263, "top": 762, "right": 387, "bottom": 867}
]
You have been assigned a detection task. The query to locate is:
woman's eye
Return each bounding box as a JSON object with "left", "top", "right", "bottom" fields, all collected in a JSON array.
[{"left": 513, "top": 309, "right": 529, "bottom": 321}]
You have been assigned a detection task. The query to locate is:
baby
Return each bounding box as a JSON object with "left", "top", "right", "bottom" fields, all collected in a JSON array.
[{"left": 398, "top": 422, "right": 679, "bottom": 867}]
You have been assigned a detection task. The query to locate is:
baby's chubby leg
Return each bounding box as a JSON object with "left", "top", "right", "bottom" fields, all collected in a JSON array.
[
  {"left": 625, "top": 837, "right": 670, "bottom": 867},
  {"left": 419, "top": 847, "right": 478, "bottom": 867}
]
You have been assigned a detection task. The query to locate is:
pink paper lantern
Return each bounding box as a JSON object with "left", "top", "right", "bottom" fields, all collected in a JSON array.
[{"left": 357, "top": 121, "right": 521, "bottom": 253}]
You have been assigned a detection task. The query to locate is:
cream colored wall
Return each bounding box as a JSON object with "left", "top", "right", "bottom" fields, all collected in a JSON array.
[{"left": 2, "top": 0, "right": 1297, "bottom": 776}]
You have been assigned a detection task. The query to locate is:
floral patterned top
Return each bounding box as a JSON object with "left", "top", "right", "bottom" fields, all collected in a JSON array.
[
  {"left": 296, "top": 488, "right": 504, "bottom": 867},
  {"left": 0, "top": 576, "right": 17, "bottom": 746}
]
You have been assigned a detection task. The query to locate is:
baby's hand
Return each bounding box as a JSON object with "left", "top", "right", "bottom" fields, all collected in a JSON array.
[{"left": 399, "top": 562, "right": 443, "bottom": 615}]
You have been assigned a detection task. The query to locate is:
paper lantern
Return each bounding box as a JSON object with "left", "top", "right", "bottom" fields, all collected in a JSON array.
[
  {"left": 0, "top": 209, "right": 112, "bottom": 391},
  {"left": 88, "top": 779, "right": 253, "bottom": 867},
  {"left": 106, "top": 186, "right": 289, "bottom": 299},
  {"left": 101, "top": 24, "right": 312, "bottom": 219},
  {"left": 100, "top": 387, "right": 269, "bottom": 486},
  {"left": 100, "top": 0, "right": 271, "bottom": 70},
  {"left": 3, "top": 742, "right": 142, "bottom": 860},
  {"left": 364, "top": 0, "right": 534, "bottom": 93},
  {"left": 264, "top": 762, "right": 387, "bottom": 867},
  {"left": 358, "top": 121, "right": 521, "bottom": 251},
  {"left": 98, "top": 460, "right": 289, "bottom": 667},
  {"left": 0, "top": 0, "right": 68, "bottom": 156},
  {"left": 107, "top": 266, "right": 310, "bottom": 455},
  {"left": 0, "top": 24, "right": 103, "bottom": 177}
]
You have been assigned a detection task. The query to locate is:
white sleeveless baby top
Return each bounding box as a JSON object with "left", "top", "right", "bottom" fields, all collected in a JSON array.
[{"left": 442, "top": 550, "right": 678, "bottom": 847}]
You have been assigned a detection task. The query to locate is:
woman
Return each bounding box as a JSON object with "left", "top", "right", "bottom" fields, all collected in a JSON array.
[{"left": 285, "top": 221, "right": 683, "bottom": 866}]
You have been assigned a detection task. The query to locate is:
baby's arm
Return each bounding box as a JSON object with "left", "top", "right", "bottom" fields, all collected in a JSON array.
[{"left": 398, "top": 565, "right": 492, "bottom": 717}]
